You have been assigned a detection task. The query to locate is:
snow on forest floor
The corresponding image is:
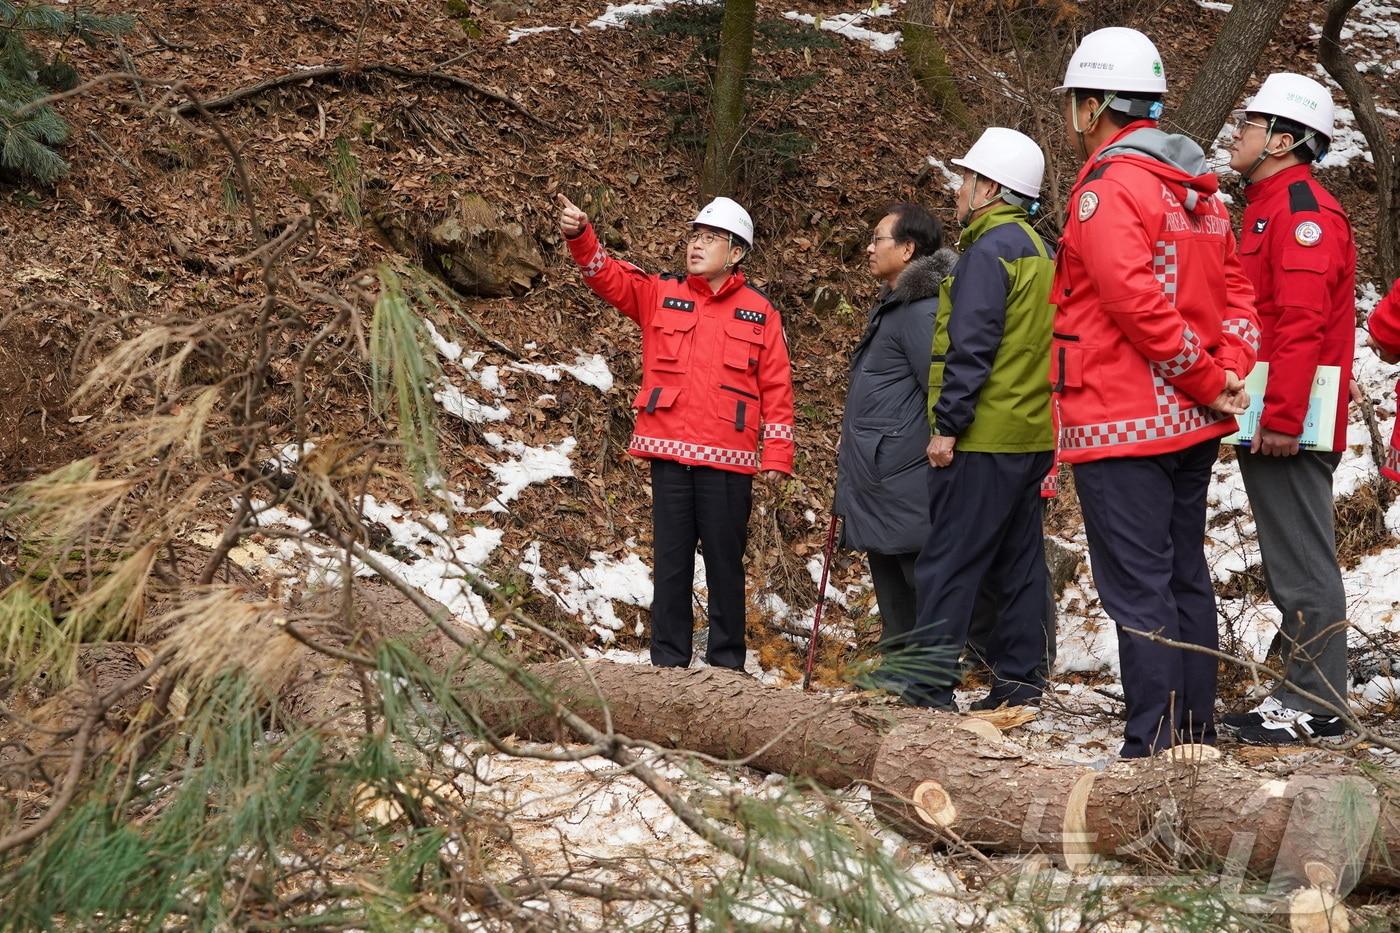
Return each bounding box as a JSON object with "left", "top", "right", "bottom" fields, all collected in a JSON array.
[{"left": 504, "top": 0, "right": 906, "bottom": 54}]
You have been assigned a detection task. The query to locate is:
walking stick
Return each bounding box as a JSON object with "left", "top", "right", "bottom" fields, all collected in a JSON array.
[{"left": 803, "top": 513, "right": 840, "bottom": 691}]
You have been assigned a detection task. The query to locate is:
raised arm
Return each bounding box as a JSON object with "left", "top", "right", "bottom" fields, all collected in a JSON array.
[{"left": 558, "top": 193, "right": 654, "bottom": 325}]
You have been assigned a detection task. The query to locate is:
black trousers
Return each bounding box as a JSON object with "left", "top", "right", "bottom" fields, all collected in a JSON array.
[
  {"left": 649, "top": 459, "right": 753, "bottom": 669},
  {"left": 868, "top": 551, "right": 918, "bottom": 651},
  {"left": 1073, "top": 438, "right": 1219, "bottom": 758},
  {"left": 878, "top": 545, "right": 1058, "bottom": 679},
  {"left": 902, "top": 451, "right": 1054, "bottom": 709},
  {"left": 968, "top": 549, "right": 1058, "bottom": 681}
]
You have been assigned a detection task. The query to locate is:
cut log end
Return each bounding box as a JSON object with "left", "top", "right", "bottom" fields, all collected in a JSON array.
[
  {"left": 955, "top": 718, "right": 1004, "bottom": 742},
  {"left": 912, "top": 779, "right": 958, "bottom": 828},
  {"left": 1166, "top": 743, "right": 1222, "bottom": 765},
  {"left": 1063, "top": 770, "right": 1101, "bottom": 872},
  {"left": 1289, "top": 886, "right": 1349, "bottom": 933},
  {"left": 1303, "top": 861, "right": 1340, "bottom": 891}
]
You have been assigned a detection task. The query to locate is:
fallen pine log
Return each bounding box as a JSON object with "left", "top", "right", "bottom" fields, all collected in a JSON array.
[{"left": 496, "top": 661, "right": 1400, "bottom": 895}]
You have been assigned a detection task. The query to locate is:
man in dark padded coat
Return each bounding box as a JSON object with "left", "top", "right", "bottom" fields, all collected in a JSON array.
[{"left": 835, "top": 203, "right": 957, "bottom": 649}]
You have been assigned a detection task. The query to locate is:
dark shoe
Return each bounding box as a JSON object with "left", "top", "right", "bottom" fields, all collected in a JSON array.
[
  {"left": 1220, "top": 695, "right": 1285, "bottom": 731},
  {"left": 970, "top": 692, "right": 1040, "bottom": 711},
  {"left": 1234, "top": 707, "right": 1346, "bottom": 745}
]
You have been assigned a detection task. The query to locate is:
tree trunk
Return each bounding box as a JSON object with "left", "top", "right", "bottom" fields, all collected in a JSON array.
[
  {"left": 505, "top": 661, "right": 1400, "bottom": 892},
  {"left": 1171, "top": 0, "right": 1294, "bottom": 148},
  {"left": 1321, "top": 0, "right": 1400, "bottom": 284},
  {"left": 700, "top": 0, "right": 756, "bottom": 199},
  {"left": 901, "top": 0, "right": 972, "bottom": 131}
]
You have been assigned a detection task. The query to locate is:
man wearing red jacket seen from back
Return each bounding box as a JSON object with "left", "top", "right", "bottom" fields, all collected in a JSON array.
[
  {"left": 557, "top": 193, "right": 796, "bottom": 671},
  {"left": 1051, "top": 28, "right": 1260, "bottom": 758},
  {"left": 1220, "top": 73, "right": 1356, "bottom": 745}
]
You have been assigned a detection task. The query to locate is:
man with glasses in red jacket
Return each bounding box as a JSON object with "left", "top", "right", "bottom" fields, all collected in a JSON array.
[
  {"left": 1221, "top": 73, "right": 1356, "bottom": 745},
  {"left": 557, "top": 193, "right": 796, "bottom": 671}
]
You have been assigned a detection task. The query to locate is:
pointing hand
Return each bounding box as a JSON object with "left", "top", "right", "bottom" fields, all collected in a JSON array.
[{"left": 556, "top": 193, "right": 588, "bottom": 239}]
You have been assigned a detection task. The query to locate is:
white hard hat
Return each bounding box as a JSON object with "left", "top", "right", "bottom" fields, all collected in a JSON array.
[
  {"left": 1246, "top": 72, "right": 1335, "bottom": 142},
  {"left": 692, "top": 197, "right": 754, "bottom": 247},
  {"left": 1055, "top": 27, "right": 1167, "bottom": 95},
  {"left": 951, "top": 127, "right": 1045, "bottom": 199}
]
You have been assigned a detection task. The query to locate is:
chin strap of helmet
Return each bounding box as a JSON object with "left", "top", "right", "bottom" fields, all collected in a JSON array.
[
  {"left": 1242, "top": 116, "right": 1322, "bottom": 186},
  {"left": 1072, "top": 90, "right": 1165, "bottom": 161},
  {"left": 1071, "top": 89, "right": 1115, "bottom": 162},
  {"left": 960, "top": 175, "right": 1010, "bottom": 226}
]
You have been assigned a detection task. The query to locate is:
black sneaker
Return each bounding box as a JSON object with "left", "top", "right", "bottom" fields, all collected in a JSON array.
[{"left": 1233, "top": 706, "right": 1347, "bottom": 745}]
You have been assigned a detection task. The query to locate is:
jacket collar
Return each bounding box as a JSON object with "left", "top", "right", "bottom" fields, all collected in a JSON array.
[
  {"left": 958, "top": 203, "right": 1027, "bottom": 250},
  {"left": 877, "top": 248, "right": 959, "bottom": 309},
  {"left": 1243, "top": 162, "right": 1314, "bottom": 204},
  {"left": 1076, "top": 121, "right": 1158, "bottom": 184},
  {"left": 686, "top": 269, "right": 747, "bottom": 298}
]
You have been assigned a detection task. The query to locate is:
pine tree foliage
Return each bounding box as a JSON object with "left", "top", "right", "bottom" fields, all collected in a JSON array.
[{"left": 0, "top": 2, "right": 134, "bottom": 183}]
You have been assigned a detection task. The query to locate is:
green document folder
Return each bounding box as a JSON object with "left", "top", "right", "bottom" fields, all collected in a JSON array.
[{"left": 1221, "top": 362, "right": 1342, "bottom": 452}]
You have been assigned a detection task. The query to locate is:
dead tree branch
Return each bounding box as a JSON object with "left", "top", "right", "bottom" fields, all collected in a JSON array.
[{"left": 171, "top": 63, "right": 555, "bottom": 131}]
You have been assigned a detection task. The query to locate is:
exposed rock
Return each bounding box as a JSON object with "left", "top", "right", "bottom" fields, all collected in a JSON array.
[{"left": 373, "top": 190, "right": 544, "bottom": 297}]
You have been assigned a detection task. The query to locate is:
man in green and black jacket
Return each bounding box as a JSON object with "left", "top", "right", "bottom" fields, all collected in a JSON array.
[{"left": 896, "top": 127, "right": 1057, "bottom": 711}]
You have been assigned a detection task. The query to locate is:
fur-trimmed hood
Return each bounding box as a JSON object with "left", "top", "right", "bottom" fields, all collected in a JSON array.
[{"left": 882, "top": 247, "right": 959, "bottom": 306}]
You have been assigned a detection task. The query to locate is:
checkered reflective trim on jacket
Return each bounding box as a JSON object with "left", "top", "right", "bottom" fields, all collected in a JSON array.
[
  {"left": 1221, "top": 317, "right": 1262, "bottom": 352},
  {"left": 762, "top": 423, "right": 794, "bottom": 441},
  {"left": 629, "top": 434, "right": 760, "bottom": 470},
  {"left": 1060, "top": 375, "right": 1227, "bottom": 451}
]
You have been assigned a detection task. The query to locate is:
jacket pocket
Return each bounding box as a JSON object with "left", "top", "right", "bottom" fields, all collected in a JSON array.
[
  {"left": 715, "top": 395, "right": 758, "bottom": 438},
  {"left": 1049, "top": 339, "right": 1083, "bottom": 392},
  {"left": 722, "top": 320, "right": 765, "bottom": 372},
  {"left": 651, "top": 313, "right": 698, "bottom": 373},
  {"left": 633, "top": 386, "right": 681, "bottom": 414},
  {"left": 848, "top": 421, "right": 920, "bottom": 484},
  {"left": 1281, "top": 247, "right": 1328, "bottom": 274}
]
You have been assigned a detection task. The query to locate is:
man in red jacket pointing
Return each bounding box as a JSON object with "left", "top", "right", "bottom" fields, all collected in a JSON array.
[
  {"left": 558, "top": 193, "right": 796, "bottom": 670},
  {"left": 1051, "top": 27, "right": 1260, "bottom": 758},
  {"left": 1222, "top": 73, "right": 1356, "bottom": 745}
]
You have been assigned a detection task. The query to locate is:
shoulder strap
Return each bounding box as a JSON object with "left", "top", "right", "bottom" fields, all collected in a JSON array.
[{"left": 1289, "top": 180, "right": 1320, "bottom": 214}]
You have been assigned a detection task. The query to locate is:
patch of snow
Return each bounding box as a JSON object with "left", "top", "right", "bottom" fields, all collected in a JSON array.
[
  {"left": 523, "top": 542, "right": 654, "bottom": 642},
  {"left": 511, "top": 352, "right": 615, "bottom": 392},
  {"left": 478, "top": 437, "right": 577, "bottom": 513},
  {"left": 924, "top": 157, "right": 963, "bottom": 193},
  {"left": 1355, "top": 675, "right": 1400, "bottom": 708},
  {"left": 1053, "top": 588, "right": 1118, "bottom": 675},
  {"left": 477, "top": 365, "right": 503, "bottom": 395},
  {"left": 434, "top": 382, "right": 510, "bottom": 424},
  {"left": 251, "top": 496, "right": 505, "bottom": 631},
  {"left": 807, "top": 555, "right": 847, "bottom": 606},
  {"left": 590, "top": 0, "right": 716, "bottom": 30},
  {"left": 507, "top": 25, "right": 563, "bottom": 43},
  {"left": 423, "top": 319, "right": 463, "bottom": 362},
  {"left": 782, "top": 7, "right": 901, "bottom": 54}
]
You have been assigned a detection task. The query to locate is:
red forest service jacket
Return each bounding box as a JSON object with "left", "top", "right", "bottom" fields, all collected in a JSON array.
[
  {"left": 1050, "top": 121, "right": 1260, "bottom": 463},
  {"left": 566, "top": 223, "right": 796, "bottom": 475},
  {"left": 1239, "top": 163, "right": 1356, "bottom": 451}
]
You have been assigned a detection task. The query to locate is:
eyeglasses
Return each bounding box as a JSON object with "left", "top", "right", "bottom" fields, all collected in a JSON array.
[
  {"left": 869, "top": 235, "right": 899, "bottom": 247},
  {"left": 1231, "top": 111, "right": 1270, "bottom": 135},
  {"left": 688, "top": 229, "right": 731, "bottom": 247}
]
